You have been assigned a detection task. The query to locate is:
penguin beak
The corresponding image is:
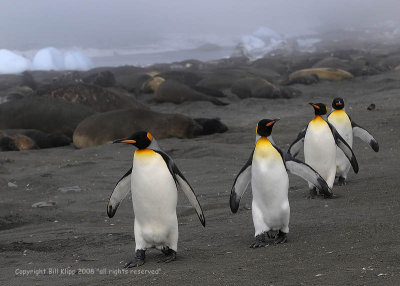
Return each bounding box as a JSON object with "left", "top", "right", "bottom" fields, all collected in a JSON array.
[
  {"left": 113, "top": 138, "right": 136, "bottom": 144},
  {"left": 309, "top": 103, "right": 320, "bottom": 109},
  {"left": 266, "top": 118, "right": 280, "bottom": 126}
]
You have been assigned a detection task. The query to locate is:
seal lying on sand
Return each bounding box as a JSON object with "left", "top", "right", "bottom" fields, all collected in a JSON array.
[
  {"left": 282, "top": 68, "right": 353, "bottom": 85},
  {"left": 73, "top": 108, "right": 203, "bottom": 148},
  {"left": 155, "top": 80, "right": 228, "bottom": 105}
]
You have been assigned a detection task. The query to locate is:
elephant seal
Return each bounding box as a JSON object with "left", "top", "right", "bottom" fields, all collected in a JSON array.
[
  {"left": 194, "top": 118, "right": 228, "bottom": 135},
  {"left": 283, "top": 68, "right": 353, "bottom": 84},
  {"left": 155, "top": 80, "right": 228, "bottom": 105},
  {"left": 141, "top": 76, "right": 165, "bottom": 93},
  {"left": 0, "top": 136, "right": 19, "bottom": 151},
  {"left": 73, "top": 108, "right": 203, "bottom": 148},
  {"left": 42, "top": 83, "right": 147, "bottom": 112},
  {"left": 2, "top": 129, "right": 71, "bottom": 149},
  {"left": 231, "top": 77, "right": 278, "bottom": 99},
  {"left": 8, "top": 134, "right": 38, "bottom": 150},
  {"left": 0, "top": 97, "right": 95, "bottom": 137}
]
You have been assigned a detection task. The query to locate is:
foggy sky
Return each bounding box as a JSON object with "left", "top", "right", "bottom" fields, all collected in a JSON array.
[{"left": 1, "top": 0, "right": 399, "bottom": 50}]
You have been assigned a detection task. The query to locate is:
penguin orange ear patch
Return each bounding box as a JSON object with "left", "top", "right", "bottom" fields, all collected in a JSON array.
[
  {"left": 147, "top": 132, "right": 153, "bottom": 142},
  {"left": 312, "top": 104, "right": 320, "bottom": 109}
]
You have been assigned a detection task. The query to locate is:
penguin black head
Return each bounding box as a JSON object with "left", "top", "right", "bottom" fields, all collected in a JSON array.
[
  {"left": 256, "top": 119, "right": 280, "bottom": 137},
  {"left": 332, "top": 97, "right": 345, "bottom": 110},
  {"left": 309, "top": 103, "right": 328, "bottom": 116},
  {"left": 113, "top": 131, "right": 153, "bottom": 149}
]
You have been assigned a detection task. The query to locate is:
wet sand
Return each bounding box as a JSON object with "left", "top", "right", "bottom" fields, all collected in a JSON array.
[{"left": 1, "top": 69, "right": 400, "bottom": 285}]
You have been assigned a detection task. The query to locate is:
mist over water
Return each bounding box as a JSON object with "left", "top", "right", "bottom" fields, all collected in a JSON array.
[{"left": 1, "top": 0, "right": 399, "bottom": 68}]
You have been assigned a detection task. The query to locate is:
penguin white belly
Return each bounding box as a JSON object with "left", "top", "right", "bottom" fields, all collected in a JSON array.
[
  {"left": 328, "top": 111, "right": 353, "bottom": 178},
  {"left": 251, "top": 138, "right": 290, "bottom": 235},
  {"left": 131, "top": 149, "right": 178, "bottom": 250},
  {"left": 304, "top": 118, "right": 336, "bottom": 188}
]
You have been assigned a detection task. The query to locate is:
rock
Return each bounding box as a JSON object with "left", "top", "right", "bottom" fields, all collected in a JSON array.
[
  {"left": 141, "top": 76, "right": 165, "bottom": 93},
  {"left": 73, "top": 108, "right": 203, "bottom": 148},
  {"left": 283, "top": 68, "right": 353, "bottom": 84},
  {"left": 32, "top": 201, "right": 56, "bottom": 208},
  {"left": 40, "top": 83, "right": 147, "bottom": 112},
  {"left": 58, "top": 186, "right": 81, "bottom": 193},
  {"left": 367, "top": 104, "right": 376, "bottom": 111},
  {"left": 155, "top": 80, "right": 228, "bottom": 105},
  {"left": 8, "top": 182, "right": 18, "bottom": 188},
  {"left": 395, "top": 65, "right": 400, "bottom": 71},
  {"left": 231, "top": 77, "right": 279, "bottom": 99},
  {"left": 0, "top": 97, "right": 95, "bottom": 137},
  {"left": 2, "top": 129, "right": 71, "bottom": 149},
  {"left": 82, "top": 71, "right": 116, "bottom": 87},
  {"left": 194, "top": 118, "right": 228, "bottom": 135}
]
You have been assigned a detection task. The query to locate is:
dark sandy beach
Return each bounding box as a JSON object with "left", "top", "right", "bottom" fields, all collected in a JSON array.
[{"left": 1, "top": 53, "right": 400, "bottom": 286}]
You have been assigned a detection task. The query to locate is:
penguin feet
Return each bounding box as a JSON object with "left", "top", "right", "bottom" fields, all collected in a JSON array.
[
  {"left": 250, "top": 233, "right": 266, "bottom": 248},
  {"left": 157, "top": 247, "right": 176, "bottom": 263},
  {"left": 337, "top": 176, "right": 347, "bottom": 186},
  {"left": 124, "top": 249, "right": 146, "bottom": 268},
  {"left": 265, "top": 230, "right": 279, "bottom": 239},
  {"left": 274, "top": 231, "right": 287, "bottom": 244},
  {"left": 307, "top": 187, "right": 317, "bottom": 199}
]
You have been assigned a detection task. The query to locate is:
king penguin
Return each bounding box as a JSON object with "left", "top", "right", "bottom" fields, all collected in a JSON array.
[
  {"left": 328, "top": 97, "right": 379, "bottom": 185},
  {"left": 230, "top": 119, "right": 331, "bottom": 247},
  {"left": 288, "top": 103, "right": 359, "bottom": 197},
  {"left": 107, "top": 131, "right": 205, "bottom": 267}
]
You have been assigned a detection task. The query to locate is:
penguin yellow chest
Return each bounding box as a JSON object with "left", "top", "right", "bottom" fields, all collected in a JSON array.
[
  {"left": 253, "top": 137, "right": 284, "bottom": 166},
  {"left": 309, "top": 115, "right": 329, "bottom": 131},
  {"left": 329, "top": 110, "right": 351, "bottom": 126}
]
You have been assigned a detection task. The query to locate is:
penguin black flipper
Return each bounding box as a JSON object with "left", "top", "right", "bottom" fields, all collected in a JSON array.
[
  {"left": 154, "top": 150, "right": 206, "bottom": 227},
  {"left": 349, "top": 117, "right": 379, "bottom": 152},
  {"left": 288, "top": 127, "right": 307, "bottom": 157},
  {"left": 274, "top": 145, "right": 332, "bottom": 197},
  {"left": 107, "top": 168, "right": 132, "bottom": 218},
  {"left": 230, "top": 150, "right": 254, "bottom": 213},
  {"left": 327, "top": 122, "right": 359, "bottom": 173}
]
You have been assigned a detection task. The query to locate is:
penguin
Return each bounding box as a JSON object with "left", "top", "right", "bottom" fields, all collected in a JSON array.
[
  {"left": 288, "top": 103, "right": 359, "bottom": 197},
  {"left": 107, "top": 131, "right": 205, "bottom": 267},
  {"left": 230, "top": 119, "right": 332, "bottom": 247},
  {"left": 327, "top": 97, "right": 379, "bottom": 185}
]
